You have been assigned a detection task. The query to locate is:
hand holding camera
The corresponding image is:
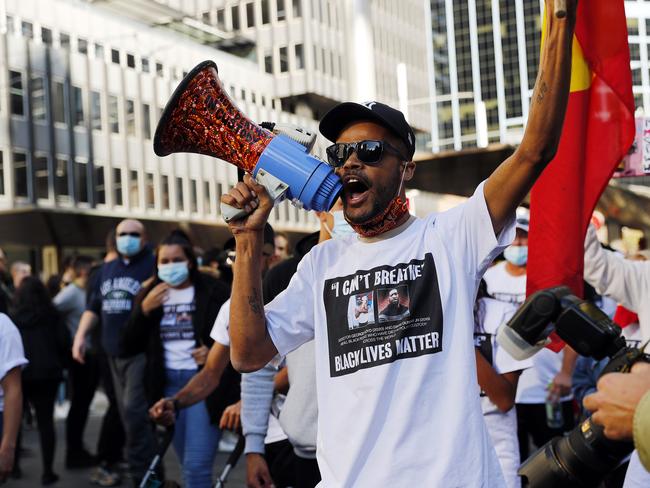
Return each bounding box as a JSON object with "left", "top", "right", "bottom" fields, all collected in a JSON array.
[{"left": 584, "top": 362, "right": 650, "bottom": 440}]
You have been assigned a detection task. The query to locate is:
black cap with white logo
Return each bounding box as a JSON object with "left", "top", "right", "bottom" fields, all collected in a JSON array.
[{"left": 319, "top": 101, "right": 416, "bottom": 160}]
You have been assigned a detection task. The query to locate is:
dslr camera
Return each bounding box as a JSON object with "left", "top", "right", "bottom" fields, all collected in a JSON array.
[{"left": 497, "top": 286, "right": 650, "bottom": 487}]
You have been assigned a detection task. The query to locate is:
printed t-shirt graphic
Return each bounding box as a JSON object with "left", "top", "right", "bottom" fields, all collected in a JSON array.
[
  {"left": 160, "top": 286, "right": 197, "bottom": 370},
  {"left": 324, "top": 254, "right": 443, "bottom": 377}
]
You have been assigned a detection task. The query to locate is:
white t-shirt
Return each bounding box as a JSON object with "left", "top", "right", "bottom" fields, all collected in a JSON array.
[
  {"left": 160, "top": 286, "right": 197, "bottom": 371},
  {"left": 264, "top": 182, "right": 514, "bottom": 487},
  {"left": 475, "top": 298, "right": 534, "bottom": 488},
  {"left": 483, "top": 261, "right": 526, "bottom": 305},
  {"left": 211, "top": 298, "right": 287, "bottom": 444},
  {"left": 0, "top": 314, "right": 28, "bottom": 411}
]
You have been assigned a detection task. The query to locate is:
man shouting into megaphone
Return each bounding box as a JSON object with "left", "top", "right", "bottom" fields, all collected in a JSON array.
[{"left": 221, "top": 1, "right": 577, "bottom": 484}]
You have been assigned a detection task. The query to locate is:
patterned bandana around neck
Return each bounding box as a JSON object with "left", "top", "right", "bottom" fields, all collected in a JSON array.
[{"left": 347, "top": 165, "right": 409, "bottom": 238}]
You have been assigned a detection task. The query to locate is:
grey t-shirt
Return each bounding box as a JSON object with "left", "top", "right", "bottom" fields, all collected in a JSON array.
[{"left": 54, "top": 283, "right": 87, "bottom": 347}]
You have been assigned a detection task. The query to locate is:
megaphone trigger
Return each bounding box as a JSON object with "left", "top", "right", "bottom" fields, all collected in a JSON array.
[{"left": 220, "top": 169, "right": 290, "bottom": 223}]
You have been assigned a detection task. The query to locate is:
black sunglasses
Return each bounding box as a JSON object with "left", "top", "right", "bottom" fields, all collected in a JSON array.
[
  {"left": 326, "top": 140, "right": 407, "bottom": 168},
  {"left": 118, "top": 232, "right": 141, "bottom": 238}
]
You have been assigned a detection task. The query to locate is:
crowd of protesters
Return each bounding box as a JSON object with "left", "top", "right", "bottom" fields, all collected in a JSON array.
[{"left": 0, "top": 204, "right": 648, "bottom": 488}]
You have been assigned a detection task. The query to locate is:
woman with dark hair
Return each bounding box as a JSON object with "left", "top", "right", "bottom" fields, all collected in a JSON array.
[
  {"left": 10, "top": 276, "right": 70, "bottom": 485},
  {"left": 122, "top": 230, "right": 230, "bottom": 488}
]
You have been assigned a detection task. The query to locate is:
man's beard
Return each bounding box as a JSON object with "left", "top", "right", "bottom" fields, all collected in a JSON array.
[
  {"left": 344, "top": 178, "right": 397, "bottom": 225},
  {"left": 345, "top": 173, "right": 409, "bottom": 238}
]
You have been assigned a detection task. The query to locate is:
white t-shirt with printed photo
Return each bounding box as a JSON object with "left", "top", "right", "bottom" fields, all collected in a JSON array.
[
  {"left": 0, "top": 313, "right": 28, "bottom": 411},
  {"left": 483, "top": 261, "right": 527, "bottom": 306},
  {"left": 160, "top": 286, "right": 197, "bottom": 371},
  {"left": 475, "top": 297, "right": 534, "bottom": 488},
  {"left": 210, "top": 298, "right": 287, "bottom": 445},
  {"left": 264, "top": 182, "right": 514, "bottom": 487}
]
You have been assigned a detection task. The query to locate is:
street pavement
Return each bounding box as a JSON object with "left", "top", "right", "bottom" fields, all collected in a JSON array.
[{"left": 9, "top": 393, "right": 247, "bottom": 487}]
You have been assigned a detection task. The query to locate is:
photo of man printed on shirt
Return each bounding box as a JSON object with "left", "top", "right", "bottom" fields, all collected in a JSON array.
[
  {"left": 347, "top": 291, "right": 375, "bottom": 330},
  {"left": 377, "top": 285, "right": 410, "bottom": 323}
]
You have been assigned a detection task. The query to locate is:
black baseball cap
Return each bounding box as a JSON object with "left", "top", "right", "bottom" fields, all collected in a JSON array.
[{"left": 319, "top": 101, "right": 416, "bottom": 160}]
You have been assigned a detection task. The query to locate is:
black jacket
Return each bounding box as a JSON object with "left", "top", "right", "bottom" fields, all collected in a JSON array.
[
  {"left": 121, "top": 272, "right": 237, "bottom": 424},
  {"left": 11, "top": 307, "right": 70, "bottom": 382}
]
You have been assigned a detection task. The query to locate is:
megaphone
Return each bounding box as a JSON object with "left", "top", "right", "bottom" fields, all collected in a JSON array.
[{"left": 153, "top": 60, "right": 342, "bottom": 222}]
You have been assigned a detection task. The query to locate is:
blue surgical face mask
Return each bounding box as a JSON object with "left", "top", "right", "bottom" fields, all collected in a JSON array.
[
  {"left": 504, "top": 245, "right": 528, "bottom": 267},
  {"left": 116, "top": 235, "right": 142, "bottom": 257},
  {"left": 331, "top": 211, "right": 356, "bottom": 239},
  {"left": 158, "top": 261, "right": 190, "bottom": 287}
]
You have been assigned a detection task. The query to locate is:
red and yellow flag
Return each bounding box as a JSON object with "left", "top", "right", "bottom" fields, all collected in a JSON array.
[{"left": 526, "top": 1, "right": 635, "bottom": 350}]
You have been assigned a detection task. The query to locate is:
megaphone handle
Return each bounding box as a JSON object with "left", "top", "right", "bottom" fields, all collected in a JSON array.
[
  {"left": 221, "top": 202, "right": 251, "bottom": 223},
  {"left": 220, "top": 169, "right": 290, "bottom": 223}
]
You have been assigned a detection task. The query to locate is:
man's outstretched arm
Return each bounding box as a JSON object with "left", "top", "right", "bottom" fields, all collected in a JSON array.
[
  {"left": 221, "top": 175, "right": 279, "bottom": 372},
  {"left": 484, "top": 0, "right": 577, "bottom": 234}
]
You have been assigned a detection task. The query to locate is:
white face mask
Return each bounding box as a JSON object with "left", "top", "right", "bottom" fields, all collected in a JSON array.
[
  {"left": 324, "top": 210, "right": 356, "bottom": 239},
  {"left": 504, "top": 245, "right": 528, "bottom": 266}
]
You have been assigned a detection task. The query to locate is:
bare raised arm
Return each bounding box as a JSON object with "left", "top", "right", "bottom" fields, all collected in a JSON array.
[
  {"left": 484, "top": 0, "right": 577, "bottom": 234},
  {"left": 221, "top": 174, "right": 279, "bottom": 372}
]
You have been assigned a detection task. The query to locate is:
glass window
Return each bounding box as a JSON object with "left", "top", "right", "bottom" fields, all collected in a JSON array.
[
  {"left": 142, "top": 103, "right": 151, "bottom": 139},
  {"left": 94, "top": 42, "right": 104, "bottom": 59},
  {"left": 203, "top": 181, "right": 211, "bottom": 214},
  {"left": 9, "top": 70, "right": 24, "bottom": 116},
  {"left": 246, "top": 3, "right": 255, "bottom": 27},
  {"left": 91, "top": 91, "right": 102, "bottom": 130},
  {"left": 55, "top": 157, "right": 69, "bottom": 202},
  {"left": 294, "top": 44, "right": 304, "bottom": 69},
  {"left": 78, "top": 38, "right": 88, "bottom": 54},
  {"left": 34, "top": 156, "right": 49, "bottom": 198},
  {"left": 293, "top": 0, "right": 302, "bottom": 18},
  {"left": 190, "top": 179, "right": 198, "bottom": 212},
  {"left": 52, "top": 81, "right": 66, "bottom": 124},
  {"left": 145, "top": 173, "right": 155, "bottom": 209},
  {"left": 41, "top": 27, "right": 53, "bottom": 45},
  {"left": 31, "top": 76, "right": 47, "bottom": 121},
  {"left": 141, "top": 57, "right": 150, "bottom": 73},
  {"left": 0, "top": 152, "right": 4, "bottom": 195},
  {"left": 125, "top": 99, "right": 135, "bottom": 136},
  {"left": 156, "top": 62, "right": 164, "bottom": 76},
  {"left": 113, "top": 167, "right": 123, "bottom": 205},
  {"left": 126, "top": 53, "right": 135, "bottom": 68},
  {"left": 176, "top": 177, "right": 184, "bottom": 211},
  {"left": 108, "top": 95, "right": 119, "bottom": 133},
  {"left": 5, "top": 15, "right": 14, "bottom": 34},
  {"left": 277, "top": 0, "right": 286, "bottom": 21},
  {"left": 628, "top": 18, "right": 639, "bottom": 36},
  {"left": 630, "top": 43, "right": 641, "bottom": 62},
  {"left": 21, "top": 21, "right": 33, "bottom": 39},
  {"left": 264, "top": 53, "right": 273, "bottom": 73},
  {"left": 202, "top": 11, "right": 211, "bottom": 24},
  {"left": 216, "top": 9, "right": 225, "bottom": 28},
  {"left": 129, "top": 170, "right": 139, "bottom": 207},
  {"left": 231, "top": 6, "right": 240, "bottom": 30},
  {"left": 279, "top": 47, "right": 289, "bottom": 72},
  {"left": 72, "top": 86, "right": 84, "bottom": 126},
  {"left": 34, "top": 155, "right": 49, "bottom": 200},
  {"left": 13, "top": 152, "right": 27, "bottom": 198},
  {"left": 111, "top": 48, "right": 120, "bottom": 65},
  {"left": 75, "top": 160, "right": 88, "bottom": 202},
  {"left": 95, "top": 165, "right": 105, "bottom": 204},
  {"left": 60, "top": 32, "right": 70, "bottom": 49},
  {"left": 162, "top": 175, "right": 170, "bottom": 210},
  {"left": 262, "top": 0, "right": 270, "bottom": 24}
]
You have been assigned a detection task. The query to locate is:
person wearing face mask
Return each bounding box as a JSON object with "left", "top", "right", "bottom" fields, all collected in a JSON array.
[
  {"left": 483, "top": 208, "right": 577, "bottom": 464},
  {"left": 122, "top": 230, "right": 230, "bottom": 488},
  {"left": 72, "top": 219, "right": 156, "bottom": 486}
]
